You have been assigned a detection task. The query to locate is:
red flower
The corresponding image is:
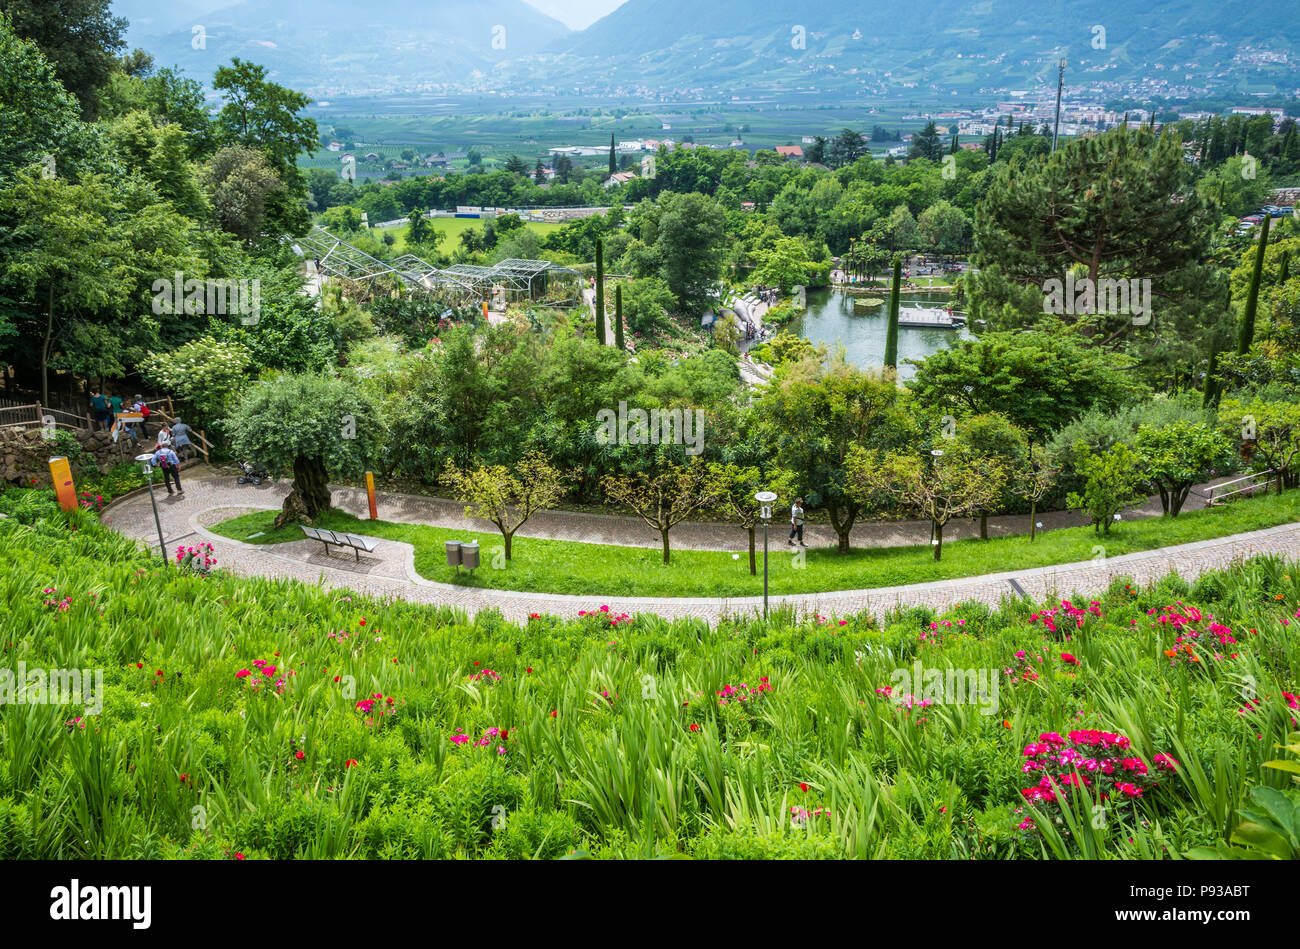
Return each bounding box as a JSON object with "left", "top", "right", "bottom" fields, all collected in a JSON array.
[
  {"left": 136, "top": 663, "right": 143, "bottom": 668},
  {"left": 294, "top": 750, "right": 305, "bottom": 760},
  {"left": 689, "top": 723, "right": 700, "bottom": 732},
  {"left": 1061, "top": 653, "right": 1080, "bottom": 665},
  {"left": 359, "top": 618, "right": 366, "bottom": 626},
  {"left": 799, "top": 783, "right": 809, "bottom": 793},
  {"left": 345, "top": 759, "right": 358, "bottom": 768},
  {"left": 155, "top": 670, "right": 163, "bottom": 676},
  {"left": 234, "top": 853, "right": 245, "bottom": 860},
  {"left": 526, "top": 667, "right": 533, "bottom": 674},
  {"left": 549, "top": 710, "right": 557, "bottom": 717}
]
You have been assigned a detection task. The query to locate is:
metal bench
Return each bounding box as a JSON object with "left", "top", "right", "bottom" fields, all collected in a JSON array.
[{"left": 300, "top": 525, "right": 378, "bottom": 561}]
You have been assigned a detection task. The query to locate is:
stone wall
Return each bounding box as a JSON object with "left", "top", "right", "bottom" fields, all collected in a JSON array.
[{"left": 1, "top": 426, "right": 139, "bottom": 485}]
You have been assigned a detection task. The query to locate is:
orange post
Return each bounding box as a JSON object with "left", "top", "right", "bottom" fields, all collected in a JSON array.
[
  {"left": 481, "top": 300, "right": 489, "bottom": 321},
  {"left": 49, "top": 456, "right": 77, "bottom": 512},
  {"left": 365, "top": 472, "right": 378, "bottom": 520}
]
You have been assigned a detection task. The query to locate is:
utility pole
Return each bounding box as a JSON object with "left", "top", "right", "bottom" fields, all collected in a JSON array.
[{"left": 1051, "top": 57, "right": 1067, "bottom": 153}]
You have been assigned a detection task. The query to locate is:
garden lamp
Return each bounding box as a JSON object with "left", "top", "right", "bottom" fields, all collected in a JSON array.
[
  {"left": 135, "top": 453, "right": 168, "bottom": 567},
  {"left": 755, "top": 491, "right": 778, "bottom": 618}
]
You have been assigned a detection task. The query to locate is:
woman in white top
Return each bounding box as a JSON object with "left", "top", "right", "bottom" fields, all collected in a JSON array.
[{"left": 155, "top": 425, "right": 172, "bottom": 450}]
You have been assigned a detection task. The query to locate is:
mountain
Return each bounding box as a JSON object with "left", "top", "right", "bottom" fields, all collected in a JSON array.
[
  {"left": 113, "top": 0, "right": 1300, "bottom": 98},
  {"left": 550, "top": 0, "right": 1300, "bottom": 94},
  {"left": 115, "top": 0, "right": 571, "bottom": 94}
]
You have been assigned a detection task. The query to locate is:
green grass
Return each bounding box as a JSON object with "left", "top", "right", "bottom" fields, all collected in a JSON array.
[
  {"left": 208, "top": 489, "right": 1300, "bottom": 598},
  {"left": 3, "top": 493, "right": 1299, "bottom": 859},
  {"left": 374, "top": 217, "right": 563, "bottom": 251}
]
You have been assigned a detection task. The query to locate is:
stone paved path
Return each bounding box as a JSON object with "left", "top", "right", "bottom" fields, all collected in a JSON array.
[
  {"left": 114, "top": 467, "right": 1236, "bottom": 552},
  {"left": 102, "top": 471, "right": 1300, "bottom": 626}
]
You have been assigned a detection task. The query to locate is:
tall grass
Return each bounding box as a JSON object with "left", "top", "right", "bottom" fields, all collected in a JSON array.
[{"left": 1, "top": 499, "right": 1298, "bottom": 859}]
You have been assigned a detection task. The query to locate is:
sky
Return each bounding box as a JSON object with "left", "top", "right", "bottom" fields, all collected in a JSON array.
[{"left": 524, "top": 0, "right": 627, "bottom": 30}]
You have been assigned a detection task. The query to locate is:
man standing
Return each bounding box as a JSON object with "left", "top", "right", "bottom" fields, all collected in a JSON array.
[
  {"left": 788, "top": 497, "right": 806, "bottom": 547},
  {"left": 152, "top": 445, "right": 183, "bottom": 496}
]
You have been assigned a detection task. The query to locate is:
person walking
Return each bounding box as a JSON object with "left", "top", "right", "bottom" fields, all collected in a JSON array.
[
  {"left": 170, "top": 417, "right": 194, "bottom": 461},
  {"left": 151, "top": 445, "right": 183, "bottom": 496},
  {"left": 155, "top": 424, "right": 172, "bottom": 450},
  {"left": 131, "top": 395, "right": 151, "bottom": 438},
  {"left": 788, "top": 497, "right": 806, "bottom": 547},
  {"left": 106, "top": 392, "right": 122, "bottom": 426},
  {"left": 89, "top": 390, "right": 108, "bottom": 430}
]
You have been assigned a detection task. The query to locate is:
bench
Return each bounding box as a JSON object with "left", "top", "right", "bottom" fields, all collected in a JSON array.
[{"left": 300, "top": 526, "right": 378, "bottom": 561}]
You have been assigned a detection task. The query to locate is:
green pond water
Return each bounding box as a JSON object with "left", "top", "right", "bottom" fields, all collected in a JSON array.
[{"left": 789, "top": 288, "right": 972, "bottom": 379}]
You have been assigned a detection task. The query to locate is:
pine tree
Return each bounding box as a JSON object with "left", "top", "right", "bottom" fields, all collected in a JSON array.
[
  {"left": 884, "top": 256, "right": 901, "bottom": 371},
  {"left": 1237, "top": 213, "right": 1271, "bottom": 355},
  {"left": 615, "top": 284, "right": 625, "bottom": 351},
  {"left": 595, "top": 238, "right": 607, "bottom": 346}
]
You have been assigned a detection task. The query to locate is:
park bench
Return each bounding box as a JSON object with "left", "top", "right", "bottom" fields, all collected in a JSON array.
[{"left": 300, "top": 525, "right": 377, "bottom": 561}]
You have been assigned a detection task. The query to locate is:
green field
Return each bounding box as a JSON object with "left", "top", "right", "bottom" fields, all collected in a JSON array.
[
  {"left": 211, "top": 489, "right": 1300, "bottom": 598},
  {"left": 371, "top": 217, "right": 565, "bottom": 250}
]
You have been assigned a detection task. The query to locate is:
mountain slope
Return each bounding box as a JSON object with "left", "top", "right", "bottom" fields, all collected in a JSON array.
[{"left": 120, "top": 0, "right": 571, "bottom": 93}]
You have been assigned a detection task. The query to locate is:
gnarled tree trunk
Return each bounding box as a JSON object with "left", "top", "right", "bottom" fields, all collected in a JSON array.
[{"left": 274, "top": 455, "right": 331, "bottom": 528}]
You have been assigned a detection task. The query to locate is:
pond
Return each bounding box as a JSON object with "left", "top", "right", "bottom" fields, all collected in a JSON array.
[{"left": 788, "top": 288, "right": 972, "bottom": 380}]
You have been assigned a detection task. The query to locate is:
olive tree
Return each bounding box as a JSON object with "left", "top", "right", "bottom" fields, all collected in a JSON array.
[{"left": 225, "top": 372, "right": 385, "bottom": 527}]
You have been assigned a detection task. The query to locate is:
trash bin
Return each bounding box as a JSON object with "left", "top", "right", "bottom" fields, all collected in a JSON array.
[
  {"left": 461, "top": 542, "right": 480, "bottom": 572},
  {"left": 445, "top": 541, "right": 462, "bottom": 567}
]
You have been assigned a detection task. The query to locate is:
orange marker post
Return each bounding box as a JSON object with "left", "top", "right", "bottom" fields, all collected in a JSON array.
[
  {"left": 481, "top": 300, "right": 489, "bottom": 321},
  {"left": 365, "top": 471, "right": 378, "bottom": 520},
  {"left": 49, "top": 456, "right": 77, "bottom": 512}
]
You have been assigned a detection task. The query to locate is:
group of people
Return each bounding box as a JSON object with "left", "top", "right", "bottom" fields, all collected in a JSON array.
[
  {"left": 88, "top": 390, "right": 193, "bottom": 497},
  {"left": 753, "top": 285, "right": 780, "bottom": 306}
]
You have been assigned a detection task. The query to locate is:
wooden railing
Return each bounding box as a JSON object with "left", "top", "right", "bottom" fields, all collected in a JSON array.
[{"left": 0, "top": 403, "right": 92, "bottom": 432}]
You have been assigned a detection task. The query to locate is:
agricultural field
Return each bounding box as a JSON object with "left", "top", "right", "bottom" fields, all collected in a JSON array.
[{"left": 1, "top": 495, "right": 1297, "bottom": 860}]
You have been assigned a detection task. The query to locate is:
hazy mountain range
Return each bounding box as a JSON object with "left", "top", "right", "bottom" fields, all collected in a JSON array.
[{"left": 112, "top": 0, "right": 1300, "bottom": 98}]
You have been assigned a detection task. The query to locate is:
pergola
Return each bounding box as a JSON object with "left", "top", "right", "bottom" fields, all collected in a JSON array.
[{"left": 294, "top": 228, "right": 580, "bottom": 306}]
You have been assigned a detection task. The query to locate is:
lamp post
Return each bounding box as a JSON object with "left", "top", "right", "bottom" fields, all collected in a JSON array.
[
  {"left": 136, "top": 452, "right": 168, "bottom": 567},
  {"left": 928, "top": 449, "right": 944, "bottom": 547},
  {"left": 755, "top": 491, "right": 777, "bottom": 619}
]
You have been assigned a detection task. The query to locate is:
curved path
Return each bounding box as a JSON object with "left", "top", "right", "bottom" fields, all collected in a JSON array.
[
  {"left": 102, "top": 471, "right": 1300, "bottom": 625},
  {"left": 106, "top": 467, "right": 1233, "bottom": 552}
]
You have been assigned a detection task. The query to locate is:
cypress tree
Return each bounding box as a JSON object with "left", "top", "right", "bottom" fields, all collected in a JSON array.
[
  {"left": 1237, "top": 214, "right": 1271, "bottom": 356},
  {"left": 609, "top": 134, "right": 617, "bottom": 177},
  {"left": 595, "top": 238, "right": 607, "bottom": 346},
  {"left": 1279, "top": 250, "right": 1290, "bottom": 285},
  {"left": 615, "top": 284, "right": 625, "bottom": 351},
  {"left": 1202, "top": 347, "right": 1220, "bottom": 408},
  {"left": 884, "top": 256, "right": 902, "bottom": 371}
]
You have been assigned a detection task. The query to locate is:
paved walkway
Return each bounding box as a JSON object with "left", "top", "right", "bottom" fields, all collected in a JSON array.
[
  {"left": 101, "top": 471, "right": 1300, "bottom": 625},
  {"left": 106, "top": 468, "right": 1230, "bottom": 553}
]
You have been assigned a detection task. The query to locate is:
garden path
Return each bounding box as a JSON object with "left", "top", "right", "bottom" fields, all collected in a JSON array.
[{"left": 101, "top": 471, "right": 1299, "bottom": 624}]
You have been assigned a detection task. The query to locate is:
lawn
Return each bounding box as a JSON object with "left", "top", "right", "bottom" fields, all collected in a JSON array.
[
  {"left": 2, "top": 492, "right": 1298, "bottom": 859},
  {"left": 209, "top": 489, "right": 1300, "bottom": 598},
  {"left": 373, "top": 217, "right": 564, "bottom": 252}
]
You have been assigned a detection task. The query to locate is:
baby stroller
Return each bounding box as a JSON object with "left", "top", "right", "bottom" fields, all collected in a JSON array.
[{"left": 236, "top": 460, "right": 269, "bottom": 486}]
